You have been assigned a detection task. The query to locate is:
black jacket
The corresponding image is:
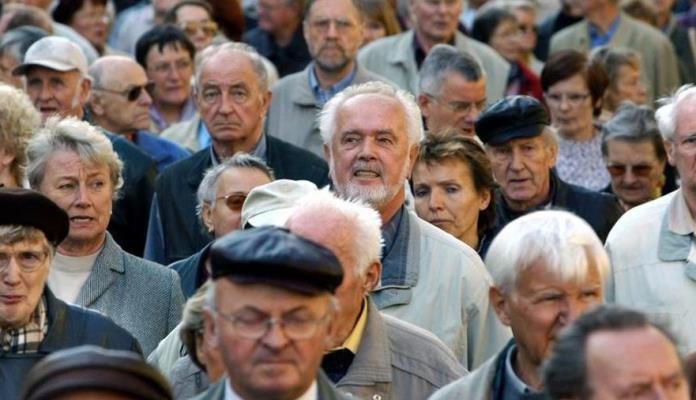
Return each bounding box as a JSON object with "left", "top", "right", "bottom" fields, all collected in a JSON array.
[
  {"left": 494, "top": 169, "right": 624, "bottom": 242},
  {"left": 155, "top": 135, "right": 331, "bottom": 264},
  {"left": 0, "top": 288, "right": 141, "bottom": 399}
]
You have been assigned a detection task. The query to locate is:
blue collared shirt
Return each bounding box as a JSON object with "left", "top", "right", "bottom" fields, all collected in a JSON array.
[
  {"left": 308, "top": 63, "right": 357, "bottom": 107},
  {"left": 503, "top": 344, "right": 547, "bottom": 400},
  {"left": 588, "top": 15, "right": 621, "bottom": 48}
]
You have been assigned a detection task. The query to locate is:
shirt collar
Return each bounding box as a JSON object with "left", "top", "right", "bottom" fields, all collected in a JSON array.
[
  {"left": 588, "top": 15, "right": 621, "bottom": 48},
  {"left": 308, "top": 63, "right": 357, "bottom": 107},
  {"left": 225, "top": 378, "right": 318, "bottom": 400},
  {"left": 332, "top": 298, "right": 368, "bottom": 354},
  {"left": 504, "top": 344, "right": 535, "bottom": 397},
  {"left": 209, "top": 131, "right": 267, "bottom": 167},
  {"left": 668, "top": 189, "right": 696, "bottom": 235}
]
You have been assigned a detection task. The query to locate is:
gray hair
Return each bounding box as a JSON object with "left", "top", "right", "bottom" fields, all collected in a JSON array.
[
  {"left": 319, "top": 81, "right": 424, "bottom": 146},
  {"left": 418, "top": 44, "right": 484, "bottom": 96},
  {"left": 656, "top": 84, "right": 696, "bottom": 141},
  {"left": 0, "top": 26, "right": 47, "bottom": 65},
  {"left": 484, "top": 210, "right": 609, "bottom": 295},
  {"left": 179, "top": 281, "right": 211, "bottom": 371},
  {"left": 601, "top": 102, "right": 666, "bottom": 162},
  {"left": 287, "top": 190, "right": 383, "bottom": 277},
  {"left": 195, "top": 153, "right": 274, "bottom": 224},
  {"left": 26, "top": 117, "right": 124, "bottom": 198},
  {"left": 543, "top": 305, "right": 679, "bottom": 400},
  {"left": 0, "top": 225, "right": 54, "bottom": 262},
  {"left": 0, "top": 83, "right": 41, "bottom": 185},
  {"left": 194, "top": 42, "right": 269, "bottom": 93}
]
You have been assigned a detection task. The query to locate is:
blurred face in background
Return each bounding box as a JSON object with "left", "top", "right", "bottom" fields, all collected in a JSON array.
[{"left": 69, "top": 0, "right": 109, "bottom": 51}]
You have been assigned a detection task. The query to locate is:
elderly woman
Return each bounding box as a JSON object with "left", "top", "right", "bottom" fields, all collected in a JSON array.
[
  {"left": 411, "top": 130, "right": 496, "bottom": 255},
  {"left": 432, "top": 210, "right": 608, "bottom": 399},
  {"left": 26, "top": 117, "right": 184, "bottom": 356},
  {"left": 52, "top": 0, "right": 113, "bottom": 56},
  {"left": 0, "top": 83, "right": 41, "bottom": 188},
  {"left": 541, "top": 49, "right": 610, "bottom": 191},
  {"left": 602, "top": 103, "right": 667, "bottom": 210},
  {"left": 591, "top": 46, "right": 647, "bottom": 123},
  {"left": 356, "top": 0, "right": 401, "bottom": 46}
]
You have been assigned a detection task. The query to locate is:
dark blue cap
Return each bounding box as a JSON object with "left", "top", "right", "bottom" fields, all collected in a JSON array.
[{"left": 476, "top": 95, "right": 550, "bottom": 146}]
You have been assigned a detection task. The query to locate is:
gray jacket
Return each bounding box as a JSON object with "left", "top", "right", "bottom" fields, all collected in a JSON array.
[
  {"left": 266, "top": 63, "right": 390, "bottom": 157},
  {"left": 429, "top": 352, "right": 497, "bottom": 400},
  {"left": 338, "top": 299, "right": 466, "bottom": 399},
  {"left": 63, "top": 233, "right": 184, "bottom": 355},
  {"left": 357, "top": 30, "right": 509, "bottom": 102}
]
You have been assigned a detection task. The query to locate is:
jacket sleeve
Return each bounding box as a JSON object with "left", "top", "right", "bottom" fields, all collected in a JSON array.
[{"left": 167, "top": 272, "right": 186, "bottom": 334}]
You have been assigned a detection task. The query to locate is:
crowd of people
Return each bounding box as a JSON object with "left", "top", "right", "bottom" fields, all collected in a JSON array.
[{"left": 1, "top": 0, "right": 696, "bottom": 399}]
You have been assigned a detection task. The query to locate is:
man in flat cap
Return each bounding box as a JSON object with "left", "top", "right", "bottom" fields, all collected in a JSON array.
[
  {"left": 0, "top": 188, "right": 140, "bottom": 400},
  {"left": 197, "top": 226, "right": 350, "bottom": 400},
  {"left": 476, "top": 95, "right": 623, "bottom": 241}
]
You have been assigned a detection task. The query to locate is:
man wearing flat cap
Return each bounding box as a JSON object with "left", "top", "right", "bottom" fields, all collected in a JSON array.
[
  {"left": 0, "top": 188, "right": 140, "bottom": 400},
  {"left": 196, "top": 226, "right": 350, "bottom": 400},
  {"left": 476, "top": 95, "right": 623, "bottom": 241}
]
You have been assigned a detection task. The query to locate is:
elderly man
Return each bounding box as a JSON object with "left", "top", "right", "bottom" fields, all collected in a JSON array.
[
  {"left": 417, "top": 44, "right": 487, "bottom": 138},
  {"left": 285, "top": 190, "right": 466, "bottom": 398},
  {"left": 149, "top": 42, "right": 330, "bottom": 265},
  {"left": 266, "top": 0, "right": 389, "bottom": 157},
  {"left": 549, "top": 0, "right": 679, "bottom": 104},
  {"left": 12, "top": 35, "right": 157, "bottom": 258},
  {"left": 543, "top": 305, "right": 689, "bottom": 400},
  {"left": 320, "top": 81, "right": 509, "bottom": 369},
  {"left": 431, "top": 210, "right": 608, "bottom": 399},
  {"left": 243, "top": 0, "right": 310, "bottom": 77},
  {"left": 88, "top": 56, "right": 190, "bottom": 173},
  {"left": 0, "top": 188, "right": 139, "bottom": 399},
  {"left": 476, "top": 95, "right": 623, "bottom": 241},
  {"left": 196, "top": 226, "right": 349, "bottom": 399},
  {"left": 358, "top": 0, "right": 509, "bottom": 102},
  {"left": 605, "top": 84, "right": 696, "bottom": 354}
]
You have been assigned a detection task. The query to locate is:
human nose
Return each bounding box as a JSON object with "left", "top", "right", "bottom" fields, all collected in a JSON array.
[
  {"left": 623, "top": 168, "right": 638, "bottom": 184},
  {"left": 1, "top": 257, "right": 22, "bottom": 285},
  {"left": 508, "top": 148, "right": 525, "bottom": 171},
  {"left": 73, "top": 183, "right": 92, "bottom": 206},
  {"left": 357, "top": 138, "right": 377, "bottom": 160},
  {"left": 260, "top": 319, "right": 291, "bottom": 350},
  {"left": 428, "top": 189, "right": 444, "bottom": 211}
]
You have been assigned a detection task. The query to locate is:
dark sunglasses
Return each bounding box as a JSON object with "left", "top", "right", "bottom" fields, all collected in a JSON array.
[
  {"left": 93, "top": 82, "right": 154, "bottom": 102},
  {"left": 606, "top": 164, "right": 654, "bottom": 177},
  {"left": 214, "top": 193, "right": 247, "bottom": 211}
]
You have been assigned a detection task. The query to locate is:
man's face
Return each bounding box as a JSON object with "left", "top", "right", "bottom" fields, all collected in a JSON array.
[
  {"left": 585, "top": 327, "right": 688, "bottom": 400},
  {"left": 303, "top": 0, "right": 363, "bottom": 74},
  {"left": 144, "top": 43, "right": 193, "bottom": 109},
  {"left": 605, "top": 139, "right": 665, "bottom": 209},
  {"left": 487, "top": 135, "right": 557, "bottom": 211},
  {"left": 325, "top": 94, "right": 418, "bottom": 215},
  {"left": 196, "top": 51, "right": 270, "bottom": 149},
  {"left": 202, "top": 166, "right": 273, "bottom": 237},
  {"left": 0, "top": 238, "right": 50, "bottom": 330},
  {"left": 91, "top": 61, "right": 152, "bottom": 134},
  {"left": 419, "top": 73, "right": 486, "bottom": 137},
  {"left": 206, "top": 279, "right": 333, "bottom": 400},
  {"left": 409, "top": 0, "right": 462, "bottom": 45},
  {"left": 257, "top": 0, "right": 299, "bottom": 35},
  {"left": 492, "top": 262, "right": 603, "bottom": 368},
  {"left": 24, "top": 67, "right": 90, "bottom": 120},
  {"left": 665, "top": 96, "right": 696, "bottom": 197}
]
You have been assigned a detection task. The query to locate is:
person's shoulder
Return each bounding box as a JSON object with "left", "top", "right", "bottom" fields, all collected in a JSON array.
[
  {"left": 608, "top": 192, "right": 673, "bottom": 239},
  {"left": 429, "top": 354, "right": 496, "bottom": 399},
  {"left": 158, "top": 148, "right": 206, "bottom": 178},
  {"left": 270, "top": 69, "right": 307, "bottom": 93},
  {"left": 59, "top": 300, "right": 141, "bottom": 352},
  {"left": 359, "top": 32, "right": 410, "bottom": 57},
  {"left": 549, "top": 19, "right": 585, "bottom": 43},
  {"left": 412, "top": 212, "right": 479, "bottom": 258},
  {"left": 267, "top": 135, "right": 327, "bottom": 167}
]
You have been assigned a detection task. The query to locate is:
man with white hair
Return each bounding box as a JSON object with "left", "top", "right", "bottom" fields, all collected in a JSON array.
[
  {"left": 320, "top": 80, "right": 510, "bottom": 369},
  {"left": 605, "top": 83, "right": 696, "bottom": 354},
  {"left": 431, "top": 210, "right": 609, "bottom": 399}
]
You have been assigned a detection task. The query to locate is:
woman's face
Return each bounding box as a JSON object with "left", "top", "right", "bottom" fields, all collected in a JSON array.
[
  {"left": 606, "top": 64, "right": 647, "bottom": 111},
  {"left": 70, "top": 0, "right": 109, "bottom": 50},
  {"left": 362, "top": 17, "right": 387, "bottom": 46},
  {"left": 489, "top": 18, "right": 520, "bottom": 63},
  {"left": 545, "top": 73, "right": 596, "bottom": 139},
  {"left": 412, "top": 158, "right": 491, "bottom": 245}
]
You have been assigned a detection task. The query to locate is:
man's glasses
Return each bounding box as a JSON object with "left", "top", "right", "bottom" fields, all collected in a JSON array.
[
  {"left": 0, "top": 250, "right": 48, "bottom": 273},
  {"left": 214, "top": 193, "right": 247, "bottom": 211},
  {"left": 214, "top": 309, "right": 330, "bottom": 340},
  {"left": 180, "top": 21, "right": 218, "bottom": 36},
  {"left": 93, "top": 82, "right": 154, "bottom": 102},
  {"left": 425, "top": 94, "right": 487, "bottom": 115},
  {"left": 606, "top": 164, "right": 654, "bottom": 177}
]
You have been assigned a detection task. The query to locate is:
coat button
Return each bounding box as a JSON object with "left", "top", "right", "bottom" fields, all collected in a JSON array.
[{"left": 372, "top": 395, "right": 382, "bottom": 400}]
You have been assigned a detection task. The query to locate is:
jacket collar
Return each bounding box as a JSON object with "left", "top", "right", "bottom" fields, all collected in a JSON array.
[
  {"left": 184, "top": 147, "right": 214, "bottom": 190},
  {"left": 75, "top": 233, "right": 124, "bottom": 307},
  {"left": 656, "top": 191, "right": 696, "bottom": 282},
  {"left": 37, "top": 287, "right": 68, "bottom": 353}
]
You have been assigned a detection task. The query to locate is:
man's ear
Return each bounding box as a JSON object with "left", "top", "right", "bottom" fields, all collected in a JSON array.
[
  {"left": 664, "top": 139, "right": 676, "bottom": 166},
  {"left": 417, "top": 94, "right": 431, "bottom": 119},
  {"left": 363, "top": 261, "right": 381, "bottom": 292},
  {"left": 90, "top": 93, "right": 105, "bottom": 116},
  {"left": 489, "top": 286, "right": 512, "bottom": 327},
  {"left": 201, "top": 203, "right": 214, "bottom": 234},
  {"left": 407, "top": 144, "right": 420, "bottom": 178},
  {"left": 79, "top": 77, "right": 92, "bottom": 106}
]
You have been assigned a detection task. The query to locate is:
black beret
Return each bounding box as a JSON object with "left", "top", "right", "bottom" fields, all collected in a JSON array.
[
  {"left": 0, "top": 188, "right": 69, "bottom": 246},
  {"left": 475, "top": 95, "right": 550, "bottom": 146},
  {"left": 22, "top": 345, "right": 171, "bottom": 400},
  {"left": 210, "top": 226, "right": 343, "bottom": 295}
]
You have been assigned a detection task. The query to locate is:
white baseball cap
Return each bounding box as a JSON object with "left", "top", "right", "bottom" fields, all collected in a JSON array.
[{"left": 13, "top": 36, "right": 89, "bottom": 78}]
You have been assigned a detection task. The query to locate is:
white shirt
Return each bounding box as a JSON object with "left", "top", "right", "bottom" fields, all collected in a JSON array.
[
  {"left": 48, "top": 251, "right": 99, "bottom": 304},
  {"left": 224, "top": 378, "right": 318, "bottom": 400}
]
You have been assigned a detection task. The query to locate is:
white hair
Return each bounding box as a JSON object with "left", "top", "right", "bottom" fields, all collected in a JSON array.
[
  {"left": 485, "top": 210, "right": 610, "bottom": 295},
  {"left": 194, "top": 42, "right": 269, "bottom": 92},
  {"left": 655, "top": 84, "right": 696, "bottom": 141},
  {"left": 318, "top": 81, "right": 424, "bottom": 147}
]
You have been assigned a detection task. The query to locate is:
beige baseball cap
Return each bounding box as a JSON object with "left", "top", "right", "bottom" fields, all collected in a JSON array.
[
  {"left": 241, "top": 180, "right": 319, "bottom": 229},
  {"left": 13, "top": 36, "right": 89, "bottom": 78}
]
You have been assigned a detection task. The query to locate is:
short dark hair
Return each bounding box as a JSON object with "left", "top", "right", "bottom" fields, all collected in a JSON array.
[
  {"left": 543, "top": 305, "right": 678, "bottom": 400},
  {"left": 52, "top": 0, "right": 107, "bottom": 25},
  {"left": 135, "top": 24, "right": 196, "bottom": 69},
  {"left": 164, "top": 0, "right": 213, "bottom": 24},
  {"left": 541, "top": 49, "right": 609, "bottom": 117},
  {"left": 413, "top": 130, "right": 496, "bottom": 235},
  {"left": 471, "top": 5, "right": 517, "bottom": 45},
  {"left": 601, "top": 102, "right": 666, "bottom": 162}
]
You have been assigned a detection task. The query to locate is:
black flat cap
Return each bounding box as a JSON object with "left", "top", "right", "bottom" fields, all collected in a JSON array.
[
  {"left": 22, "top": 345, "right": 171, "bottom": 400},
  {"left": 475, "top": 95, "right": 550, "bottom": 146},
  {"left": 0, "top": 188, "right": 69, "bottom": 246},
  {"left": 210, "top": 226, "right": 343, "bottom": 295}
]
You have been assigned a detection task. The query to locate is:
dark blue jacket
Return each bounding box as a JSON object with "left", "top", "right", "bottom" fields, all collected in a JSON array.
[
  {"left": 134, "top": 131, "right": 191, "bottom": 173},
  {"left": 0, "top": 288, "right": 141, "bottom": 399},
  {"left": 169, "top": 244, "right": 210, "bottom": 299}
]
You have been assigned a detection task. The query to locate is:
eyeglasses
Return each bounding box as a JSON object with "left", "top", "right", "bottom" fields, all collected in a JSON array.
[
  {"left": 425, "top": 94, "right": 487, "bottom": 115},
  {"left": 0, "top": 250, "right": 48, "bottom": 273},
  {"left": 214, "top": 310, "right": 330, "bottom": 340},
  {"left": 214, "top": 193, "right": 247, "bottom": 211},
  {"left": 308, "top": 18, "right": 357, "bottom": 33},
  {"left": 93, "top": 82, "right": 154, "bottom": 102},
  {"left": 606, "top": 164, "right": 655, "bottom": 177},
  {"left": 544, "top": 92, "right": 591, "bottom": 106},
  {"left": 179, "top": 21, "right": 218, "bottom": 36}
]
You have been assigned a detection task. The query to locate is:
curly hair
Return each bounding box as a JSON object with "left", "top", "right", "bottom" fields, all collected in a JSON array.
[{"left": 0, "top": 83, "right": 41, "bottom": 185}]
